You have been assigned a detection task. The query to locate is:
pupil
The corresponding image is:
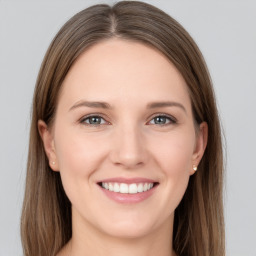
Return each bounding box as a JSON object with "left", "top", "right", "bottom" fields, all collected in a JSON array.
[
  {"left": 90, "top": 117, "right": 101, "bottom": 124},
  {"left": 155, "top": 116, "right": 166, "bottom": 124}
]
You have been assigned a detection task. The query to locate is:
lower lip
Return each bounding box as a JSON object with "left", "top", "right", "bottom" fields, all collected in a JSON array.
[{"left": 99, "top": 185, "right": 158, "bottom": 204}]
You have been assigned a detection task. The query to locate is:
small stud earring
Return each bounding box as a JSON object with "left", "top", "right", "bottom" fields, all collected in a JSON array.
[
  {"left": 193, "top": 165, "right": 197, "bottom": 171},
  {"left": 52, "top": 161, "right": 56, "bottom": 165}
]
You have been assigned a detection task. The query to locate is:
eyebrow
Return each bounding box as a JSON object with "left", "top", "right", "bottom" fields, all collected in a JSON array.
[
  {"left": 147, "top": 101, "right": 187, "bottom": 113},
  {"left": 69, "top": 100, "right": 186, "bottom": 113},
  {"left": 69, "top": 100, "right": 112, "bottom": 111}
]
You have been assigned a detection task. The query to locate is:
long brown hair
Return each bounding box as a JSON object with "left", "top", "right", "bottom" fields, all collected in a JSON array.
[{"left": 21, "top": 1, "right": 225, "bottom": 255}]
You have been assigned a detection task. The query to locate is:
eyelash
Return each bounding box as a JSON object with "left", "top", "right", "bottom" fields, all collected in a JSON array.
[
  {"left": 80, "top": 114, "right": 109, "bottom": 126},
  {"left": 79, "top": 113, "right": 177, "bottom": 127},
  {"left": 149, "top": 113, "right": 177, "bottom": 125}
]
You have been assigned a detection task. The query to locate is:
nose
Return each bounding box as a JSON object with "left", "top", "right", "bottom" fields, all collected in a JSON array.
[{"left": 109, "top": 125, "right": 148, "bottom": 169}]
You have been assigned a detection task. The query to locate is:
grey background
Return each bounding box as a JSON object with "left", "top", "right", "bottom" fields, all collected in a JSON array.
[{"left": 0, "top": 0, "right": 255, "bottom": 255}]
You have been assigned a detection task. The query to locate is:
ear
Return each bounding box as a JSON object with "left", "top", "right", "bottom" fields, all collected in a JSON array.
[
  {"left": 190, "top": 121, "right": 208, "bottom": 175},
  {"left": 38, "top": 120, "right": 59, "bottom": 171}
]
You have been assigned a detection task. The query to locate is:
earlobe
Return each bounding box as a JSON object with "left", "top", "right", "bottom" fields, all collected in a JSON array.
[
  {"left": 190, "top": 121, "right": 208, "bottom": 174},
  {"left": 38, "top": 120, "right": 59, "bottom": 171}
]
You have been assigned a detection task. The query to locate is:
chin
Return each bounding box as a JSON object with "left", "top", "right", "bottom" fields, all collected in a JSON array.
[
  {"left": 105, "top": 225, "right": 152, "bottom": 239},
  {"left": 98, "top": 215, "right": 159, "bottom": 239}
]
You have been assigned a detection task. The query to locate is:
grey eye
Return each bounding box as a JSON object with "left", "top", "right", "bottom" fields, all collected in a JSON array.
[
  {"left": 149, "top": 115, "right": 175, "bottom": 125},
  {"left": 83, "top": 116, "right": 107, "bottom": 125},
  {"left": 154, "top": 116, "right": 169, "bottom": 124}
]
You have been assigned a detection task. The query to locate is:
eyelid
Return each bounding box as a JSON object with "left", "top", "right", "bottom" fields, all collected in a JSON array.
[
  {"left": 147, "top": 113, "right": 177, "bottom": 125},
  {"left": 79, "top": 113, "right": 110, "bottom": 126}
]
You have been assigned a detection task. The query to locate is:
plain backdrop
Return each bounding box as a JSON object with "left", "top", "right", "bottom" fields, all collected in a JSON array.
[{"left": 0, "top": 0, "right": 255, "bottom": 255}]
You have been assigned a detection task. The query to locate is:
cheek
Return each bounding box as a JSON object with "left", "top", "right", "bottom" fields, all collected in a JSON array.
[
  {"left": 53, "top": 126, "right": 108, "bottom": 194},
  {"left": 150, "top": 130, "right": 195, "bottom": 210},
  {"left": 152, "top": 130, "right": 195, "bottom": 175}
]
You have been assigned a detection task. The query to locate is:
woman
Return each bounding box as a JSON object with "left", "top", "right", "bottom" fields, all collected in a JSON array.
[{"left": 21, "top": 1, "right": 225, "bottom": 256}]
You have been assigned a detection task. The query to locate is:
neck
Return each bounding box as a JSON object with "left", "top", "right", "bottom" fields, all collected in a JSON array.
[{"left": 61, "top": 210, "right": 176, "bottom": 256}]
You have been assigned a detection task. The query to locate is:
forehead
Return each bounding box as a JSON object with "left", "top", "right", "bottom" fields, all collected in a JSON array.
[{"left": 58, "top": 39, "right": 191, "bottom": 109}]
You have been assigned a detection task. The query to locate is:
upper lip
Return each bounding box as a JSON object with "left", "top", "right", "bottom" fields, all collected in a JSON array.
[{"left": 98, "top": 177, "right": 158, "bottom": 184}]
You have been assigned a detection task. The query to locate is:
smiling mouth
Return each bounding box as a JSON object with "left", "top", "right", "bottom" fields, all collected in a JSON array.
[{"left": 97, "top": 182, "right": 159, "bottom": 194}]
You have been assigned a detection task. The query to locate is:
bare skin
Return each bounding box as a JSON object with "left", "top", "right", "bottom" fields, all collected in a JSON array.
[{"left": 39, "top": 39, "right": 207, "bottom": 256}]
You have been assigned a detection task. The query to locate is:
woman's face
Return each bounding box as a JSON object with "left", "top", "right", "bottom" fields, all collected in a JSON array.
[{"left": 40, "top": 39, "right": 207, "bottom": 239}]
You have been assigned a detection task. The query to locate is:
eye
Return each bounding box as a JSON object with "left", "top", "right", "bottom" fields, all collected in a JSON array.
[
  {"left": 148, "top": 114, "right": 176, "bottom": 125},
  {"left": 80, "top": 115, "right": 108, "bottom": 126}
]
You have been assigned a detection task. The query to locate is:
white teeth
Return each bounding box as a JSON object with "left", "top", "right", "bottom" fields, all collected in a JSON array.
[
  {"left": 129, "top": 184, "right": 138, "bottom": 194},
  {"left": 137, "top": 183, "right": 143, "bottom": 192},
  {"left": 101, "top": 182, "right": 155, "bottom": 194},
  {"left": 114, "top": 183, "right": 120, "bottom": 192},
  {"left": 120, "top": 183, "right": 129, "bottom": 193},
  {"left": 109, "top": 183, "right": 114, "bottom": 191}
]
